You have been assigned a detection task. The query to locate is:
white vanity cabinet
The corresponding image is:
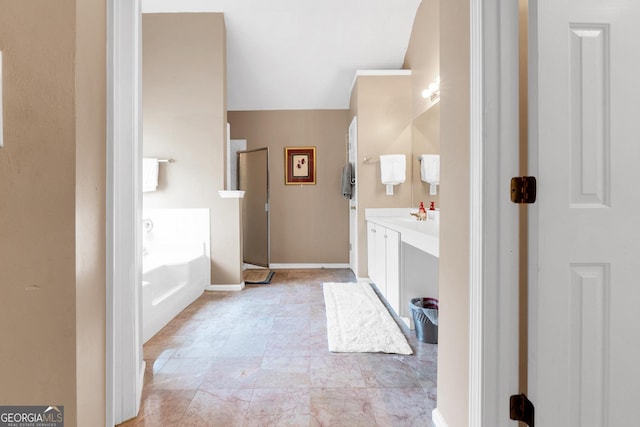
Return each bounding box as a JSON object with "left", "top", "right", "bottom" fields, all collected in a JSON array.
[
  {"left": 367, "top": 222, "right": 401, "bottom": 315},
  {"left": 366, "top": 208, "right": 439, "bottom": 328}
]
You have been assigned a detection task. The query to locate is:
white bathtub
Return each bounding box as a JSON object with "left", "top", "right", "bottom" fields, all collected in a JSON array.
[{"left": 142, "top": 251, "right": 210, "bottom": 342}]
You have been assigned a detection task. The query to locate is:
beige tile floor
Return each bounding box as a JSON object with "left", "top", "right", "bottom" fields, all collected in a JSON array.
[{"left": 119, "top": 269, "right": 437, "bottom": 426}]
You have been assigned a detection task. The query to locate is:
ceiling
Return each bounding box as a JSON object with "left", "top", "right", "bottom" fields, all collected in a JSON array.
[{"left": 142, "top": 0, "right": 422, "bottom": 111}]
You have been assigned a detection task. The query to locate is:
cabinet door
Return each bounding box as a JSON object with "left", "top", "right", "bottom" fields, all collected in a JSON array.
[
  {"left": 366, "top": 222, "right": 377, "bottom": 283},
  {"left": 373, "top": 225, "right": 387, "bottom": 297},
  {"left": 384, "top": 228, "right": 401, "bottom": 315}
]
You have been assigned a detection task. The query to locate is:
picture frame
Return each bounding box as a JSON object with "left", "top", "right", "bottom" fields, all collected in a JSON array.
[{"left": 284, "top": 146, "right": 316, "bottom": 185}]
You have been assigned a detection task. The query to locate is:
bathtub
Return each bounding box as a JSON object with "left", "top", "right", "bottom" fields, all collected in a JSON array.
[{"left": 142, "top": 251, "right": 210, "bottom": 343}]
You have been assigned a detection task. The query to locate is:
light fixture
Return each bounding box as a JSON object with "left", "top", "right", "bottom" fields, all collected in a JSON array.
[{"left": 421, "top": 76, "right": 441, "bottom": 102}]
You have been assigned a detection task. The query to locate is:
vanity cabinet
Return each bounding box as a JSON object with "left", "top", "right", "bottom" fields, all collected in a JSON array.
[
  {"left": 366, "top": 208, "right": 439, "bottom": 328},
  {"left": 367, "top": 222, "right": 401, "bottom": 315}
]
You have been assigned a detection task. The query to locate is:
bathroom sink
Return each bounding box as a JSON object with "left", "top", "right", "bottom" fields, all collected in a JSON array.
[{"left": 398, "top": 216, "right": 422, "bottom": 222}]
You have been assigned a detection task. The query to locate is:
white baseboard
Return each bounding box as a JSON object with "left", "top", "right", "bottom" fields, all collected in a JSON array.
[
  {"left": 432, "top": 408, "right": 448, "bottom": 427},
  {"left": 356, "top": 276, "right": 372, "bottom": 283},
  {"left": 401, "top": 316, "right": 411, "bottom": 329},
  {"left": 206, "top": 283, "right": 245, "bottom": 292},
  {"left": 268, "top": 263, "right": 350, "bottom": 269},
  {"left": 243, "top": 263, "right": 267, "bottom": 270},
  {"left": 135, "top": 361, "right": 145, "bottom": 415}
]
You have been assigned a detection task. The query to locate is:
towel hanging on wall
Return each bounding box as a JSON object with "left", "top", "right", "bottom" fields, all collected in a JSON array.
[
  {"left": 379, "top": 154, "right": 406, "bottom": 196},
  {"left": 341, "top": 163, "right": 354, "bottom": 199},
  {"left": 143, "top": 157, "right": 159, "bottom": 192},
  {"left": 419, "top": 154, "right": 440, "bottom": 195}
]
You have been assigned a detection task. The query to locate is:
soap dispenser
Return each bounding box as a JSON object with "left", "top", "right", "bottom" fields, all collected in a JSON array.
[{"left": 418, "top": 201, "right": 427, "bottom": 220}]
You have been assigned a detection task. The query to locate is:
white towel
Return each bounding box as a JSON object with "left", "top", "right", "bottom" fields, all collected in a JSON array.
[
  {"left": 142, "top": 157, "right": 159, "bottom": 192},
  {"left": 420, "top": 154, "right": 440, "bottom": 184},
  {"left": 380, "top": 154, "right": 406, "bottom": 185},
  {"left": 420, "top": 154, "right": 440, "bottom": 195}
]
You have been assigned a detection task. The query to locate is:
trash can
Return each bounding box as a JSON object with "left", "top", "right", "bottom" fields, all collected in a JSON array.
[{"left": 410, "top": 297, "right": 438, "bottom": 344}]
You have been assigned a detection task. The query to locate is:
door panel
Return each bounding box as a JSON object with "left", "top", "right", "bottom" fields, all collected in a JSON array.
[
  {"left": 385, "top": 228, "right": 400, "bottom": 315},
  {"left": 374, "top": 225, "right": 387, "bottom": 296},
  {"left": 533, "top": 1, "right": 640, "bottom": 425},
  {"left": 238, "top": 148, "right": 269, "bottom": 267},
  {"left": 367, "top": 222, "right": 377, "bottom": 284}
]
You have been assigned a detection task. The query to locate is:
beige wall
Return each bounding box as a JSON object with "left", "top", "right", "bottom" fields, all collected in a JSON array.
[
  {"left": 350, "top": 75, "right": 413, "bottom": 277},
  {"left": 0, "top": 0, "right": 106, "bottom": 424},
  {"left": 404, "top": 0, "right": 441, "bottom": 212},
  {"left": 405, "top": 0, "right": 440, "bottom": 121},
  {"left": 437, "top": 0, "right": 471, "bottom": 426},
  {"left": 227, "top": 110, "right": 350, "bottom": 264},
  {"left": 215, "top": 197, "right": 243, "bottom": 284},
  {"left": 403, "top": 1, "right": 473, "bottom": 425},
  {"left": 142, "top": 13, "right": 237, "bottom": 284},
  {"left": 75, "top": 0, "right": 107, "bottom": 423}
]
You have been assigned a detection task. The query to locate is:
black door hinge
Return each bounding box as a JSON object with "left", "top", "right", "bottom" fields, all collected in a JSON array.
[
  {"left": 511, "top": 176, "right": 537, "bottom": 204},
  {"left": 510, "top": 393, "right": 534, "bottom": 427}
]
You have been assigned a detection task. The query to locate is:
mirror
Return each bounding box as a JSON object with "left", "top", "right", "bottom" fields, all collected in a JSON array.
[{"left": 411, "top": 102, "right": 440, "bottom": 206}]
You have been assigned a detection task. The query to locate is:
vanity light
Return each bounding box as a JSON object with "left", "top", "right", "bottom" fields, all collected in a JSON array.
[{"left": 421, "top": 76, "right": 441, "bottom": 102}]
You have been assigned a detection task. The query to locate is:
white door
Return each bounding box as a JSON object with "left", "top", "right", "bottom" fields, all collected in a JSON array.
[
  {"left": 532, "top": 1, "right": 640, "bottom": 425},
  {"left": 348, "top": 116, "right": 358, "bottom": 275}
]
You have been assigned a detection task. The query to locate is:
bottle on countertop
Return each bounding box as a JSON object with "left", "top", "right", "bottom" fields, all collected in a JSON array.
[
  {"left": 428, "top": 201, "right": 437, "bottom": 220},
  {"left": 418, "top": 201, "right": 427, "bottom": 220}
]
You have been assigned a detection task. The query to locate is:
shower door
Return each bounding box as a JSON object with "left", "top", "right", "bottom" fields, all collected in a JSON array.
[{"left": 238, "top": 148, "right": 270, "bottom": 267}]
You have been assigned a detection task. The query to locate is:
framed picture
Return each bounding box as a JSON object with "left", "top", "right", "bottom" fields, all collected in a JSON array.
[{"left": 285, "top": 146, "right": 316, "bottom": 185}]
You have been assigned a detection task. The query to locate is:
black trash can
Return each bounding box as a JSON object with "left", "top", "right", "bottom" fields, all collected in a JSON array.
[{"left": 410, "top": 298, "right": 438, "bottom": 344}]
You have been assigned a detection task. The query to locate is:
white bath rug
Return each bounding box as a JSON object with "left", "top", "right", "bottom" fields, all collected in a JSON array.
[{"left": 323, "top": 282, "right": 413, "bottom": 355}]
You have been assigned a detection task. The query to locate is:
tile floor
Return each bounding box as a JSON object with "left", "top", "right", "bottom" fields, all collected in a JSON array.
[{"left": 119, "top": 269, "right": 437, "bottom": 426}]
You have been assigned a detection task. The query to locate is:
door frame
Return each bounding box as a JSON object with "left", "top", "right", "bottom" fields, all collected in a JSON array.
[
  {"left": 106, "top": 0, "right": 523, "bottom": 425},
  {"left": 106, "top": 0, "right": 144, "bottom": 424},
  {"left": 468, "top": 0, "right": 521, "bottom": 426},
  {"left": 348, "top": 116, "right": 359, "bottom": 277}
]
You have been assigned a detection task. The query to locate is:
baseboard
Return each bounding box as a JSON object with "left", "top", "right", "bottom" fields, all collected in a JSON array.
[
  {"left": 356, "top": 276, "right": 372, "bottom": 283},
  {"left": 269, "top": 263, "right": 350, "bottom": 269},
  {"left": 206, "top": 282, "right": 245, "bottom": 292},
  {"left": 401, "top": 316, "right": 411, "bottom": 329},
  {"left": 243, "top": 263, "right": 267, "bottom": 270},
  {"left": 135, "top": 360, "right": 145, "bottom": 415},
  {"left": 432, "top": 408, "right": 448, "bottom": 427}
]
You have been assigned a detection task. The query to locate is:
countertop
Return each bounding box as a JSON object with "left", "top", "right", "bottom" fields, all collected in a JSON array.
[{"left": 365, "top": 208, "right": 439, "bottom": 258}]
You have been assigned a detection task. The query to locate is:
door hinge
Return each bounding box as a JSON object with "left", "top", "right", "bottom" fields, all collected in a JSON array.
[
  {"left": 511, "top": 176, "right": 537, "bottom": 204},
  {"left": 510, "top": 394, "right": 534, "bottom": 427}
]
